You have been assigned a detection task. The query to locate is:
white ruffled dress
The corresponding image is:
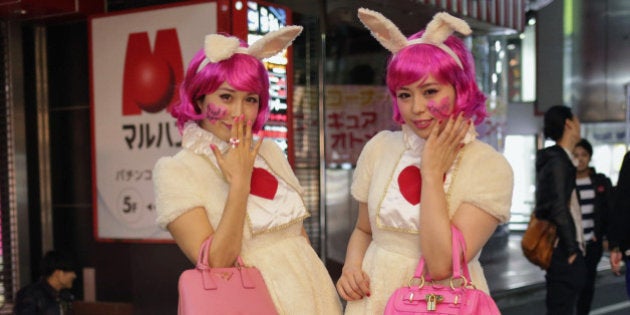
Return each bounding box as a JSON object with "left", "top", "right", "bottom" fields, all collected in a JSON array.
[
  {"left": 153, "top": 123, "right": 342, "bottom": 314},
  {"left": 344, "top": 125, "right": 513, "bottom": 314}
]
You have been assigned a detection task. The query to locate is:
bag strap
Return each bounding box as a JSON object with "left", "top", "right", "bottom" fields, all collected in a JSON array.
[
  {"left": 412, "top": 225, "right": 472, "bottom": 284},
  {"left": 196, "top": 236, "right": 246, "bottom": 269},
  {"left": 195, "top": 236, "right": 253, "bottom": 290},
  {"left": 451, "top": 225, "right": 472, "bottom": 281}
]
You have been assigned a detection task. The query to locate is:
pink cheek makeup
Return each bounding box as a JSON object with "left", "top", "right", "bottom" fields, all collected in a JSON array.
[
  {"left": 427, "top": 97, "right": 452, "bottom": 120},
  {"left": 206, "top": 103, "right": 228, "bottom": 123}
]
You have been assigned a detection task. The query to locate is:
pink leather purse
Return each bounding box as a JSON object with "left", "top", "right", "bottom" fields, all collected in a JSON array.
[
  {"left": 383, "top": 226, "right": 501, "bottom": 315},
  {"left": 178, "top": 237, "right": 278, "bottom": 315}
]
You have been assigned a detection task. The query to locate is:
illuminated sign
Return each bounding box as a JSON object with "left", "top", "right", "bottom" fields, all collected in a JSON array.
[{"left": 247, "top": 1, "right": 290, "bottom": 154}]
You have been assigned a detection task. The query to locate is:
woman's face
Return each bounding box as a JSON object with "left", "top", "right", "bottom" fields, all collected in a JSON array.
[
  {"left": 197, "top": 82, "right": 260, "bottom": 141},
  {"left": 396, "top": 75, "right": 456, "bottom": 139},
  {"left": 573, "top": 145, "right": 591, "bottom": 173}
]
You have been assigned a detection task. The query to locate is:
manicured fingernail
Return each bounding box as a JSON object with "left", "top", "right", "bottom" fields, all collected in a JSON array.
[
  {"left": 210, "top": 144, "right": 217, "bottom": 150},
  {"left": 366, "top": 292, "right": 371, "bottom": 297},
  {"left": 247, "top": 120, "right": 252, "bottom": 126}
]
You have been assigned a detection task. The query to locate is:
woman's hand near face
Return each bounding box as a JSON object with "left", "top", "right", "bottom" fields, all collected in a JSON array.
[
  {"left": 211, "top": 115, "right": 263, "bottom": 189},
  {"left": 420, "top": 113, "right": 469, "bottom": 178}
]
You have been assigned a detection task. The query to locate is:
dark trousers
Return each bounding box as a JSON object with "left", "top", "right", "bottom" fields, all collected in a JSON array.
[
  {"left": 625, "top": 256, "right": 630, "bottom": 299},
  {"left": 576, "top": 241, "right": 603, "bottom": 315},
  {"left": 546, "top": 247, "right": 587, "bottom": 315}
]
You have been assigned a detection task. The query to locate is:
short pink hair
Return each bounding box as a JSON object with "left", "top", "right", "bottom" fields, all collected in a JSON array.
[
  {"left": 386, "top": 30, "right": 487, "bottom": 125},
  {"left": 171, "top": 39, "right": 270, "bottom": 133}
]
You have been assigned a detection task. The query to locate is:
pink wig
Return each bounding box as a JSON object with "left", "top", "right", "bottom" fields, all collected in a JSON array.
[
  {"left": 386, "top": 30, "right": 487, "bottom": 125},
  {"left": 171, "top": 40, "right": 270, "bottom": 133}
]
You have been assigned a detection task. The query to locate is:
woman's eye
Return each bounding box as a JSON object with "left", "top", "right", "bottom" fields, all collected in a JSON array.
[
  {"left": 246, "top": 97, "right": 259, "bottom": 104},
  {"left": 219, "top": 94, "right": 232, "bottom": 101},
  {"left": 424, "top": 88, "right": 439, "bottom": 96},
  {"left": 396, "top": 92, "right": 410, "bottom": 99}
]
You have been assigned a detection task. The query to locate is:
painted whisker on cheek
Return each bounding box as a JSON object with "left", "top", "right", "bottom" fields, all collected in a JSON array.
[
  {"left": 206, "top": 103, "right": 228, "bottom": 123},
  {"left": 427, "top": 97, "right": 451, "bottom": 120}
]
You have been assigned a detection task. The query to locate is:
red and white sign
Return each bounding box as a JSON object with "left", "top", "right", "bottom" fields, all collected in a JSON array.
[
  {"left": 323, "top": 85, "right": 397, "bottom": 166},
  {"left": 90, "top": 1, "right": 228, "bottom": 241}
]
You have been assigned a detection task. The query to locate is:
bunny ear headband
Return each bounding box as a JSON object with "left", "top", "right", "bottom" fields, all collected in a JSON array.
[
  {"left": 196, "top": 25, "right": 303, "bottom": 73},
  {"left": 357, "top": 8, "right": 471, "bottom": 69}
]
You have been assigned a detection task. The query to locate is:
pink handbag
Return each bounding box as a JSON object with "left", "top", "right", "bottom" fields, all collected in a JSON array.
[
  {"left": 177, "top": 236, "right": 278, "bottom": 315},
  {"left": 383, "top": 226, "right": 500, "bottom": 315}
]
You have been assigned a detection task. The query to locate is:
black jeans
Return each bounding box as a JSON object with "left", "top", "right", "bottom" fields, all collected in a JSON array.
[
  {"left": 545, "top": 247, "right": 587, "bottom": 315},
  {"left": 576, "top": 241, "right": 603, "bottom": 315}
]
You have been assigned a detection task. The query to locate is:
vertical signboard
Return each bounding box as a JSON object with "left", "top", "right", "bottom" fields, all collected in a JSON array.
[
  {"left": 90, "top": 1, "right": 229, "bottom": 241},
  {"left": 324, "top": 85, "right": 396, "bottom": 166},
  {"left": 232, "top": 0, "right": 294, "bottom": 164}
]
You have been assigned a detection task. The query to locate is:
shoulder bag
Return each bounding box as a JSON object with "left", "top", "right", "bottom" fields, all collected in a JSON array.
[
  {"left": 383, "top": 226, "right": 500, "bottom": 315},
  {"left": 177, "top": 236, "right": 278, "bottom": 315},
  {"left": 521, "top": 212, "right": 557, "bottom": 270}
]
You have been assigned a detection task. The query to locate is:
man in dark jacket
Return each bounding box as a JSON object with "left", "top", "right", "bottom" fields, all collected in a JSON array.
[
  {"left": 535, "top": 105, "right": 586, "bottom": 315},
  {"left": 14, "top": 251, "right": 77, "bottom": 315},
  {"left": 610, "top": 151, "right": 630, "bottom": 298}
]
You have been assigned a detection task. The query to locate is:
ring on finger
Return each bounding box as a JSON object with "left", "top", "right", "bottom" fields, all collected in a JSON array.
[{"left": 229, "top": 137, "right": 240, "bottom": 148}]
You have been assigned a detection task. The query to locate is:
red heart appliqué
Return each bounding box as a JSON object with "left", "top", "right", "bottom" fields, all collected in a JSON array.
[
  {"left": 398, "top": 166, "right": 422, "bottom": 205},
  {"left": 250, "top": 168, "right": 278, "bottom": 200}
]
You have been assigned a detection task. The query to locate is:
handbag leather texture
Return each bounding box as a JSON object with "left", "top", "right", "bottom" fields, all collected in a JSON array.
[
  {"left": 177, "top": 236, "right": 278, "bottom": 315},
  {"left": 521, "top": 212, "right": 557, "bottom": 270},
  {"left": 383, "top": 226, "right": 501, "bottom": 315}
]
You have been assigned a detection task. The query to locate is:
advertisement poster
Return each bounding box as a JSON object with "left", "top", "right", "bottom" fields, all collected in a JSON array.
[
  {"left": 324, "top": 85, "right": 395, "bottom": 166},
  {"left": 90, "top": 1, "right": 225, "bottom": 241}
]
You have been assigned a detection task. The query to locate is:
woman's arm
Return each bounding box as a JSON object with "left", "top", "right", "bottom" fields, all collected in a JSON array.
[
  {"left": 167, "top": 173, "right": 251, "bottom": 268},
  {"left": 336, "top": 202, "right": 372, "bottom": 301},
  {"left": 168, "top": 117, "right": 260, "bottom": 268},
  {"left": 419, "top": 115, "right": 471, "bottom": 279},
  {"left": 420, "top": 200, "right": 499, "bottom": 280},
  {"left": 167, "top": 207, "right": 214, "bottom": 264}
]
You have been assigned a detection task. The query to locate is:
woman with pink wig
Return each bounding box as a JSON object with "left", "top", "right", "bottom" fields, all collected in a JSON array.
[
  {"left": 153, "top": 28, "right": 341, "bottom": 314},
  {"left": 336, "top": 8, "right": 514, "bottom": 313}
]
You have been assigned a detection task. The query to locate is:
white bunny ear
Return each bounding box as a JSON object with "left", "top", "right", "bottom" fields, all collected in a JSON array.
[
  {"left": 204, "top": 34, "right": 242, "bottom": 62},
  {"left": 404, "top": 11, "right": 471, "bottom": 69},
  {"left": 357, "top": 8, "right": 408, "bottom": 53},
  {"left": 197, "top": 34, "right": 246, "bottom": 72},
  {"left": 247, "top": 25, "right": 303, "bottom": 60},
  {"left": 421, "top": 12, "right": 471, "bottom": 45}
]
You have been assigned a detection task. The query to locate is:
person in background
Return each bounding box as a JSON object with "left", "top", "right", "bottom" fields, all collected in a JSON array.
[
  {"left": 335, "top": 8, "right": 513, "bottom": 313},
  {"left": 14, "top": 250, "right": 77, "bottom": 315},
  {"left": 152, "top": 26, "right": 341, "bottom": 314},
  {"left": 572, "top": 138, "right": 613, "bottom": 315},
  {"left": 535, "top": 105, "right": 586, "bottom": 315},
  {"left": 610, "top": 151, "right": 630, "bottom": 299}
]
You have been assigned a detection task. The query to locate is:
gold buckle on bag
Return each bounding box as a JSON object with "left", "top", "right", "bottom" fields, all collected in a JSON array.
[{"left": 425, "top": 293, "right": 443, "bottom": 311}]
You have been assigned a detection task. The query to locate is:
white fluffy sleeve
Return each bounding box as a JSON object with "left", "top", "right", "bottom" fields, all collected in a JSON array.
[
  {"left": 153, "top": 155, "right": 206, "bottom": 229},
  {"left": 455, "top": 141, "right": 514, "bottom": 223}
]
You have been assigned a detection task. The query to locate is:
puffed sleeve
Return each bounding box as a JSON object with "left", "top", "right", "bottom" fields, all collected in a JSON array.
[
  {"left": 351, "top": 131, "right": 389, "bottom": 203},
  {"left": 455, "top": 141, "right": 514, "bottom": 223},
  {"left": 153, "top": 155, "right": 206, "bottom": 229}
]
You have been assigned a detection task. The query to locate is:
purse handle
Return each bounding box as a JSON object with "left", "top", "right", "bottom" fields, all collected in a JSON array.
[
  {"left": 412, "top": 225, "right": 472, "bottom": 286},
  {"left": 195, "top": 236, "right": 255, "bottom": 290},
  {"left": 196, "top": 236, "right": 245, "bottom": 270}
]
